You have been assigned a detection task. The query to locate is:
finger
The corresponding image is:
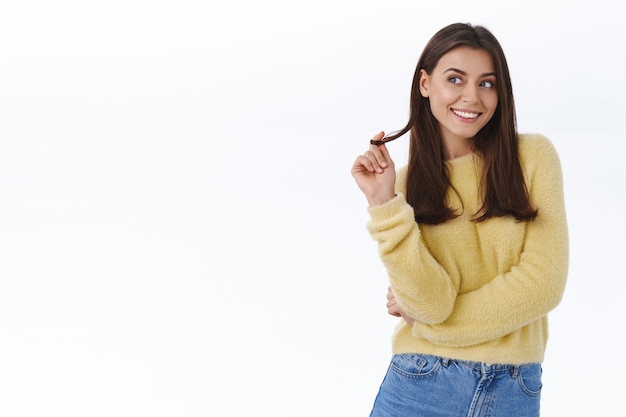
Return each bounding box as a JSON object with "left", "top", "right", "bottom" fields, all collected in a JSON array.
[
  {"left": 369, "top": 147, "right": 392, "bottom": 171},
  {"left": 386, "top": 288, "right": 394, "bottom": 301},
  {"left": 386, "top": 297, "right": 398, "bottom": 310},
  {"left": 359, "top": 132, "right": 388, "bottom": 171},
  {"left": 352, "top": 153, "right": 378, "bottom": 174},
  {"left": 374, "top": 142, "right": 395, "bottom": 169},
  {"left": 387, "top": 301, "right": 401, "bottom": 316},
  {"left": 364, "top": 148, "right": 388, "bottom": 173},
  {"left": 371, "top": 131, "right": 385, "bottom": 143},
  {"left": 387, "top": 301, "right": 402, "bottom": 317},
  {"left": 359, "top": 149, "right": 387, "bottom": 174}
]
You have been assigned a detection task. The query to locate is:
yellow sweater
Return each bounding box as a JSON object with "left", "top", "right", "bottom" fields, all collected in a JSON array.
[{"left": 367, "top": 134, "right": 568, "bottom": 365}]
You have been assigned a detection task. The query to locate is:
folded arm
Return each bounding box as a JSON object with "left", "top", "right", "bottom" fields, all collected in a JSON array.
[{"left": 368, "top": 195, "right": 457, "bottom": 324}]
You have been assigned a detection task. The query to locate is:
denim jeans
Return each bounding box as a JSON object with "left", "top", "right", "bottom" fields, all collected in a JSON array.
[{"left": 370, "top": 354, "right": 542, "bottom": 417}]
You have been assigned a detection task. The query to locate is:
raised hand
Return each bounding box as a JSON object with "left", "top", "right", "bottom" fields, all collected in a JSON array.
[{"left": 351, "top": 131, "right": 397, "bottom": 207}]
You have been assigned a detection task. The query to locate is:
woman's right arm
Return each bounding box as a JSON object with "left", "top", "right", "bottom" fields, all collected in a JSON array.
[{"left": 352, "top": 133, "right": 457, "bottom": 324}]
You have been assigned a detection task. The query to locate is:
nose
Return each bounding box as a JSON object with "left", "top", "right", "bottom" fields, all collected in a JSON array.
[{"left": 462, "top": 84, "right": 479, "bottom": 103}]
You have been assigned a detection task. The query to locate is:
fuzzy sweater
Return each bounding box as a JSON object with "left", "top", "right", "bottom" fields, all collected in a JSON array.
[{"left": 366, "top": 134, "right": 568, "bottom": 365}]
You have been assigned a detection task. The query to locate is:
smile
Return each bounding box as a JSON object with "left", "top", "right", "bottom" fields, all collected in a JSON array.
[{"left": 452, "top": 109, "right": 481, "bottom": 119}]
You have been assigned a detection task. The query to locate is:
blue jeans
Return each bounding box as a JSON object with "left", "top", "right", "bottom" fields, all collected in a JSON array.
[{"left": 370, "top": 354, "right": 542, "bottom": 417}]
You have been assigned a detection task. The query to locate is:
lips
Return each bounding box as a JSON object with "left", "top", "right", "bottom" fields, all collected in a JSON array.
[{"left": 452, "top": 109, "right": 481, "bottom": 119}]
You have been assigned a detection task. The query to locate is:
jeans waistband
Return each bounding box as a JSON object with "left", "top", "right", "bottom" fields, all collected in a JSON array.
[{"left": 441, "top": 357, "right": 536, "bottom": 376}]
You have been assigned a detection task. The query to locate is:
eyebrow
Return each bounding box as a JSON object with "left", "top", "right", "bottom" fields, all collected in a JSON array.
[{"left": 444, "top": 67, "right": 497, "bottom": 78}]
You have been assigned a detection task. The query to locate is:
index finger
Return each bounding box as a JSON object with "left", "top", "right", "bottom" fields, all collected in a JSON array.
[{"left": 370, "top": 140, "right": 393, "bottom": 163}]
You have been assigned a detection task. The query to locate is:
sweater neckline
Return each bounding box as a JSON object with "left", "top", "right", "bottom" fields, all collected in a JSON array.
[{"left": 446, "top": 152, "right": 476, "bottom": 166}]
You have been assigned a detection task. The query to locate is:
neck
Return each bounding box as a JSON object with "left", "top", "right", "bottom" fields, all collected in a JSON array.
[{"left": 443, "top": 138, "right": 473, "bottom": 160}]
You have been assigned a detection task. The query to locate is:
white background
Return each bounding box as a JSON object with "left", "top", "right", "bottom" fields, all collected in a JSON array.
[{"left": 1, "top": 1, "right": 624, "bottom": 416}]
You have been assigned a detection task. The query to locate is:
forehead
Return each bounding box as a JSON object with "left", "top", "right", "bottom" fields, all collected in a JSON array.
[{"left": 435, "top": 46, "right": 495, "bottom": 75}]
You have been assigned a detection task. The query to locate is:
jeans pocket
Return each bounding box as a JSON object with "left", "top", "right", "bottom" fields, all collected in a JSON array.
[
  {"left": 389, "top": 354, "right": 442, "bottom": 379},
  {"left": 516, "top": 364, "right": 543, "bottom": 397}
]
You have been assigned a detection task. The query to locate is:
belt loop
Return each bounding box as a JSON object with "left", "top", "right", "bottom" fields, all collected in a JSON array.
[
  {"left": 511, "top": 366, "right": 519, "bottom": 378},
  {"left": 442, "top": 357, "right": 450, "bottom": 367}
]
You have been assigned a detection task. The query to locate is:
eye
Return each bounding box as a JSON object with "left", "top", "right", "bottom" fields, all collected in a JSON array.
[
  {"left": 480, "top": 80, "right": 495, "bottom": 88},
  {"left": 448, "top": 76, "right": 462, "bottom": 84}
]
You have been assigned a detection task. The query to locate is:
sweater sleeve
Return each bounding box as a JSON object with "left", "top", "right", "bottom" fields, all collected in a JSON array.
[
  {"left": 411, "top": 136, "right": 569, "bottom": 347},
  {"left": 367, "top": 194, "right": 457, "bottom": 324}
]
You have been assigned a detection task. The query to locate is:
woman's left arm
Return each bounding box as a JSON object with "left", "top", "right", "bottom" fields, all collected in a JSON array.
[{"left": 412, "top": 137, "right": 569, "bottom": 347}]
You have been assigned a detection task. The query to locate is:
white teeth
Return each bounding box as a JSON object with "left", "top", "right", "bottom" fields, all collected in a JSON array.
[{"left": 453, "top": 109, "right": 479, "bottom": 119}]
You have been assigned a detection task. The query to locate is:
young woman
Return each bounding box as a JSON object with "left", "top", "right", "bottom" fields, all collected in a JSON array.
[{"left": 351, "top": 23, "right": 568, "bottom": 417}]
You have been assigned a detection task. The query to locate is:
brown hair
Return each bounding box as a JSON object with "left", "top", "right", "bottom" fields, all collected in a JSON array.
[{"left": 385, "top": 23, "right": 537, "bottom": 224}]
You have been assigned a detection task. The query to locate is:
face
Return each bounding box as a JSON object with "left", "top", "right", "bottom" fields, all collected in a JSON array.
[{"left": 419, "top": 46, "right": 498, "bottom": 147}]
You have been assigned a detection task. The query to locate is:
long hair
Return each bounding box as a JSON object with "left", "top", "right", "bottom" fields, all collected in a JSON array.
[{"left": 385, "top": 23, "right": 537, "bottom": 224}]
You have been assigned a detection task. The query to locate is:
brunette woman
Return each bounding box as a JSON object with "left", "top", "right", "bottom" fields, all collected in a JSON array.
[{"left": 352, "top": 23, "right": 568, "bottom": 417}]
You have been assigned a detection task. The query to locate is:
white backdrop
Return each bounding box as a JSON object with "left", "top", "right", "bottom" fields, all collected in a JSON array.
[{"left": 1, "top": 1, "right": 624, "bottom": 416}]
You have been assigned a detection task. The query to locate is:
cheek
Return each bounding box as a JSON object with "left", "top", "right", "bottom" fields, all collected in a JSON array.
[
  {"left": 485, "top": 94, "right": 499, "bottom": 112},
  {"left": 435, "top": 87, "right": 457, "bottom": 103},
  {"left": 429, "top": 88, "right": 456, "bottom": 112}
]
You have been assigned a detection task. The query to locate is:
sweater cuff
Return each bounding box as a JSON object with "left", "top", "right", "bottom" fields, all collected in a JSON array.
[{"left": 366, "top": 193, "right": 414, "bottom": 232}]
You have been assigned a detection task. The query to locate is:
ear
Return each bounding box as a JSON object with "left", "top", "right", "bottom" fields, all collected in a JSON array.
[{"left": 418, "top": 69, "right": 430, "bottom": 98}]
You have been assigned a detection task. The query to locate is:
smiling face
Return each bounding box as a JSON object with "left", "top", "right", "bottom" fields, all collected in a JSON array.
[{"left": 419, "top": 46, "right": 499, "bottom": 158}]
